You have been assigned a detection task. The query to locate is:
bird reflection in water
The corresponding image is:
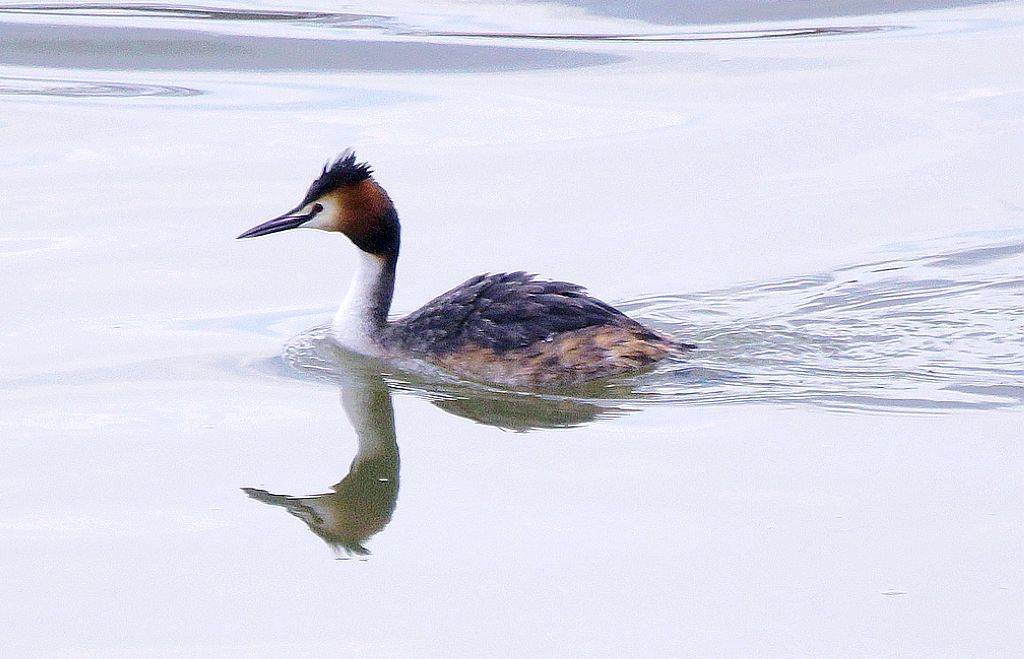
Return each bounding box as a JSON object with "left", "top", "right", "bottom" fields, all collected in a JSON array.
[
  {"left": 244, "top": 345, "right": 630, "bottom": 556},
  {"left": 243, "top": 370, "right": 399, "bottom": 556}
]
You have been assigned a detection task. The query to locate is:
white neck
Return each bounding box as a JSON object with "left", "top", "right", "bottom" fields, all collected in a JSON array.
[{"left": 332, "top": 251, "right": 394, "bottom": 356}]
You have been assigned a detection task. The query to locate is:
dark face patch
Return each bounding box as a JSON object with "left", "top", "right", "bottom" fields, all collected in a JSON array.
[
  {"left": 329, "top": 179, "right": 401, "bottom": 257},
  {"left": 347, "top": 204, "right": 401, "bottom": 257}
]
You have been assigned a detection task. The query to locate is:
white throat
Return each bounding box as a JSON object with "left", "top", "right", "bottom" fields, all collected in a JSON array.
[{"left": 332, "top": 251, "right": 390, "bottom": 356}]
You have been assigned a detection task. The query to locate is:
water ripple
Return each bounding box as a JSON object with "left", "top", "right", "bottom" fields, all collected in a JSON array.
[
  {"left": 0, "top": 21, "right": 622, "bottom": 73},
  {"left": 416, "top": 25, "right": 905, "bottom": 42},
  {"left": 0, "top": 3, "right": 369, "bottom": 23},
  {"left": 0, "top": 74, "right": 201, "bottom": 98},
  {"left": 622, "top": 237, "right": 1024, "bottom": 413},
  {"left": 0, "top": 3, "right": 905, "bottom": 43}
]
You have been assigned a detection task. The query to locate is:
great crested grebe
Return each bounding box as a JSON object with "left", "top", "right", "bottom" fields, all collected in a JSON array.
[{"left": 238, "top": 151, "right": 692, "bottom": 388}]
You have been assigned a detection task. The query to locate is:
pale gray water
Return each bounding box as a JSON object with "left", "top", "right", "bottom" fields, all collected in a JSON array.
[{"left": 1, "top": 1, "right": 1022, "bottom": 656}]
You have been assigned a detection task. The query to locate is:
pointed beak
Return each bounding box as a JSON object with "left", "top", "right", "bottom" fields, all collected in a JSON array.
[{"left": 237, "top": 208, "right": 315, "bottom": 239}]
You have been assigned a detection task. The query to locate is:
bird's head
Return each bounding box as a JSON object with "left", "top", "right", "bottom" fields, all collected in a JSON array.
[{"left": 238, "top": 150, "right": 399, "bottom": 256}]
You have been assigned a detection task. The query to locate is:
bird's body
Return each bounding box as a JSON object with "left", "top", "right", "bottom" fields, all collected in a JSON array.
[
  {"left": 239, "top": 151, "right": 691, "bottom": 388},
  {"left": 381, "top": 271, "right": 681, "bottom": 387}
]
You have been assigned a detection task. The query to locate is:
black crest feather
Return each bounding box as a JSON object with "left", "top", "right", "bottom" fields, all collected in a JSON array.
[{"left": 301, "top": 149, "right": 373, "bottom": 205}]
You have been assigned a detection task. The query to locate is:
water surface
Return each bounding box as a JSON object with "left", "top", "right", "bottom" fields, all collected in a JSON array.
[{"left": 1, "top": 1, "right": 1022, "bottom": 655}]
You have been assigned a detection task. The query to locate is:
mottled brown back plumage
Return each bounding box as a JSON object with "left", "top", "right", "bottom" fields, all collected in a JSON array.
[
  {"left": 383, "top": 272, "right": 689, "bottom": 386},
  {"left": 432, "top": 324, "right": 681, "bottom": 388}
]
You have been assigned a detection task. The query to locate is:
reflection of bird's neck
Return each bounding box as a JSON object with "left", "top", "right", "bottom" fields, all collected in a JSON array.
[
  {"left": 337, "top": 376, "right": 400, "bottom": 491},
  {"left": 311, "top": 375, "right": 399, "bottom": 554},
  {"left": 244, "top": 369, "right": 401, "bottom": 556},
  {"left": 342, "top": 370, "right": 398, "bottom": 456}
]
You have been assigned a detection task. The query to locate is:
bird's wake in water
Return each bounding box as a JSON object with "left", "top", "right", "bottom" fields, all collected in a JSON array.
[
  {"left": 279, "top": 234, "right": 1024, "bottom": 415},
  {"left": 628, "top": 236, "right": 1024, "bottom": 412}
]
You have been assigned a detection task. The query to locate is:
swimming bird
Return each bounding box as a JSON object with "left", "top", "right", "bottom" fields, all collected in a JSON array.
[{"left": 238, "top": 151, "right": 692, "bottom": 388}]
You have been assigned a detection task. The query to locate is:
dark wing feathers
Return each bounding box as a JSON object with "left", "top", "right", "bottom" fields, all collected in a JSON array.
[{"left": 387, "top": 272, "right": 644, "bottom": 355}]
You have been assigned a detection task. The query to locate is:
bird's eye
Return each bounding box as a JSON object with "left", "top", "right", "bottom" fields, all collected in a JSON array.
[{"left": 312, "top": 203, "right": 324, "bottom": 214}]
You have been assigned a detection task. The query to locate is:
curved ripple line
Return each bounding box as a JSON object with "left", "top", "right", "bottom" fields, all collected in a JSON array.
[
  {"left": 414, "top": 25, "right": 906, "bottom": 42},
  {"left": 0, "top": 3, "right": 351, "bottom": 22},
  {"left": 0, "top": 75, "right": 201, "bottom": 98},
  {"left": 0, "top": 5, "right": 906, "bottom": 44}
]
